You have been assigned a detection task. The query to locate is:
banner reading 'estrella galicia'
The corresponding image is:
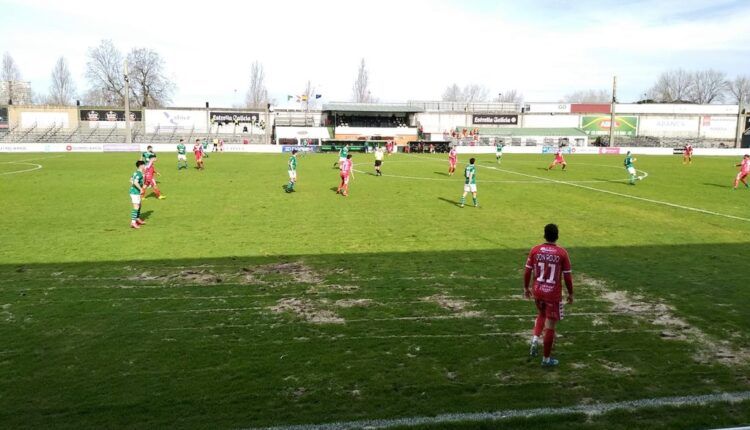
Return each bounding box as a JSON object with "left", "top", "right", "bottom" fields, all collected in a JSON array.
[
  {"left": 472, "top": 114, "right": 518, "bottom": 125},
  {"left": 210, "top": 111, "right": 260, "bottom": 124},
  {"left": 79, "top": 109, "right": 142, "bottom": 122}
]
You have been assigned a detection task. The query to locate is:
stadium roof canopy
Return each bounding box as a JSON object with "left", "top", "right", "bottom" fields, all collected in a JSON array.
[
  {"left": 323, "top": 102, "right": 424, "bottom": 113},
  {"left": 456, "top": 127, "right": 588, "bottom": 137}
]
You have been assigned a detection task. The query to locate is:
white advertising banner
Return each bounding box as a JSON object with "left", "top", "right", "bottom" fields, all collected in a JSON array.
[
  {"left": 639, "top": 116, "right": 699, "bottom": 137},
  {"left": 20, "top": 112, "right": 69, "bottom": 128},
  {"left": 699, "top": 116, "right": 737, "bottom": 139},
  {"left": 524, "top": 103, "right": 571, "bottom": 113},
  {"left": 145, "top": 109, "right": 208, "bottom": 133},
  {"left": 522, "top": 115, "right": 580, "bottom": 128},
  {"left": 617, "top": 104, "right": 738, "bottom": 115}
]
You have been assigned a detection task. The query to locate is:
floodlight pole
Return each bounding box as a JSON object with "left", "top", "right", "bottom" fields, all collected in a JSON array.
[
  {"left": 735, "top": 94, "right": 744, "bottom": 149},
  {"left": 609, "top": 76, "right": 617, "bottom": 147},
  {"left": 124, "top": 59, "right": 132, "bottom": 145}
]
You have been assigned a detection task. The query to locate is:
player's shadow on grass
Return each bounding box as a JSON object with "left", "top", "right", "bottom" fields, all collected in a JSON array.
[
  {"left": 702, "top": 183, "right": 730, "bottom": 189},
  {"left": 434, "top": 172, "right": 449, "bottom": 176},
  {"left": 437, "top": 197, "right": 461, "bottom": 206},
  {"left": 139, "top": 210, "right": 154, "bottom": 221}
]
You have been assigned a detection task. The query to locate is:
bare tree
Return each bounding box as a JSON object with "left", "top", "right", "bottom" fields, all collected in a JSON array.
[
  {"left": 85, "top": 40, "right": 125, "bottom": 106},
  {"left": 126, "top": 48, "right": 174, "bottom": 108},
  {"left": 647, "top": 69, "right": 693, "bottom": 102},
  {"left": 442, "top": 83, "right": 463, "bottom": 102},
  {"left": 563, "top": 89, "right": 610, "bottom": 103},
  {"left": 494, "top": 89, "right": 523, "bottom": 103},
  {"left": 462, "top": 84, "right": 489, "bottom": 102},
  {"left": 245, "top": 61, "right": 268, "bottom": 108},
  {"left": 352, "top": 58, "right": 373, "bottom": 103},
  {"left": 689, "top": 69, "right": 727, "bottom": 104},
  {"left": 1, "top": 52, "right": 32, "bottom": 104},
  {"left": 728, "top": 75, "right": 750, "bottom": 104},
  {"left": 48, "top": 57, "right": 76, "bottom": 106},
  {"left": 442, "top": 83, "right": 489, "bottom": 102}
]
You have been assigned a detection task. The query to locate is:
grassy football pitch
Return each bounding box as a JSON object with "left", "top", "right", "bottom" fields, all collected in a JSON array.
[{"left": 1, "top": 151, "right": 749, "bottom": 429}]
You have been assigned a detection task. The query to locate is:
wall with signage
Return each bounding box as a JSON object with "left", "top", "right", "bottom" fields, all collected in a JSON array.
[
  {"left": 10, "top": 107, "right": 79, "bottom": 129},
  {"left": 523, "top": 114, "right": 579, "bottom": 128},
  {"left": 639, "top": 116, "right": 699, "bottom": 137},
  {"left": 79, "top": 108, "right": 143, "bottom": 129},
  {"left": 145, "top": 109, "right": 208, "bottom": 133},
  {"left": 415, "top": 113, "right": 470, "bottom": 133},
  {"left": 524, "top": 103, "right": 571, "bottom": 113},
  {"left": 580, "top": 115, "right": 638, "bottom": 136},
  {"left": 699, "top": 116, "right": 736, "bottom": 139},
  {"left": 209, "top": 111, "right": 264, "bottom": 135},
  {"left": 471, "top": 114, "right": 519, "bottom": 126}
]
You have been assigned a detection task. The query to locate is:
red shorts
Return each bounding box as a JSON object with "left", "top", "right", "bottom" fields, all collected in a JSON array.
[
  {"left": 449, "top": 160, "right": 457, "bottom": 166},
  {"left": 553, "top": 158, "right": 565, "bottom": 164},
  {"left": 144, "top": 177, "right": 155, "bottom": 187},
  {"left": 340, "top": 173, "right": 350, "bottom": 184},
  {"left": 194, "top": 153, "right": 202, "bottom": 161},
  {"left": 738, "top": 172, "right": 749, "bottom": 180},
  {"left": 535, "top": 299, "right": 563, "bottom": 321}
]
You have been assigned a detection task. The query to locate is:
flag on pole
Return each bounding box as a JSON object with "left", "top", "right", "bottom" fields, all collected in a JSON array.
[
  {"left": 315, "top": 94, "right": 322, "bottom": 99},
  {"left": 287, "top": 95, "right": 293, "bottom": 101}
]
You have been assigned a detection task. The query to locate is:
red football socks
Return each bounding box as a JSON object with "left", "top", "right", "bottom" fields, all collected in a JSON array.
[{"left": 543, "top": 328, "right": 555, "bottom": 358}]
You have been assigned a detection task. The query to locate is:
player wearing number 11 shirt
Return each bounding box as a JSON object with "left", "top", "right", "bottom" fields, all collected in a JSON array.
[{"left": 523, "top": 223, "right": 573, "bottom": 367}]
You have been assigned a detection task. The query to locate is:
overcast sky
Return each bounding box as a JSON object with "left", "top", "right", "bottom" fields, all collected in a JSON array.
[{"left": 2, "top": 0, "right": 749, "bottom": 108}]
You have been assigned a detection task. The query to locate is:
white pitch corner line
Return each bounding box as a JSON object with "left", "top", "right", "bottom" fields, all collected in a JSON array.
[{"left": 239, "top": 391, "right": 750, "bottom": 430}]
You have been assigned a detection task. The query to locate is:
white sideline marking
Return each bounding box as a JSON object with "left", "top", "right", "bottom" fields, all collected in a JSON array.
[
  {"left": 476, "top": 164, "right": 750, "bottom": 223},
  {"left": 240, "top": 391, "right": 750, "bottom": 430}
]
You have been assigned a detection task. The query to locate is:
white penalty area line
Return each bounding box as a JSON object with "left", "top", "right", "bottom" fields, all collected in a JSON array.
[
  {"left": 241, "top": 391, "right": 750, "bottom": 430},
  {"left": 482, "top": 165, "right": 750, "bottom": 223}
]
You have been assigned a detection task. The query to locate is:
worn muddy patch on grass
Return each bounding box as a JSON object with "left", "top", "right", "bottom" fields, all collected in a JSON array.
[
  {"left": 269, "top": 298, "right": 344, "bottom": 324},
  {"left": 579, "top": 273, "right": 750, "bottom": 366}
]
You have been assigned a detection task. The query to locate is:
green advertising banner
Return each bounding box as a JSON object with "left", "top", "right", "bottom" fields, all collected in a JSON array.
[{"left": 580, "top": 115, "right": 638, "bottom": 136}]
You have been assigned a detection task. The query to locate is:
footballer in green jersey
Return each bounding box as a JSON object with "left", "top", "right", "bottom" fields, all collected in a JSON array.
[
  {"left": 333, "top": 144, "right": 350, "bottom": 168},
  {"left": 495, "top": 142, "right": 504, "bottom": 164},
  {"left": 141, "top": 146, "right": 157, "bottom": 169},
  {"left": 460, "top": 158, "right": 478, "bottom": 208},
  {"left": 286, "top": 150, "right": 298, "bottom": 193},
  {"left": 624, "top": 151, "right": 637, "bottom": 185},
  {"left": 177, "top": 139, "right": 188, "bottom": 170},
  {"left": 129, "top": 160, "right": 146, "bottom": 229}
]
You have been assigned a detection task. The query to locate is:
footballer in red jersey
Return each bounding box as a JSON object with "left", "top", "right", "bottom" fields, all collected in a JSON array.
[
  {"left": 734, "top": 154, "right": 750, "bottom": 189},
  {"left": 336, "top": 154, "right": 354, "bottom": 196},
  {"left": 524, "top": 223, "right": 573, "bottom": 367},
  {"left": 683, "top": 144, "right": 693, "bottom": 165},
  {"left": 193, "top": 139, "right": 205, "bottom": 170},
  {"left": 141, "top": 147, "right": 165, "bottom": 200},
  {"left": 547, "top": 146, "right": 567, "bottom": 171}
]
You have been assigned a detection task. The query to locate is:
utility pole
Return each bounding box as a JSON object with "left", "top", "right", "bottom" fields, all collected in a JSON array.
[
  {"left": 609, "top": 76, "right": 617, "bottom": 147},
  {"left": 735, "top": 94, "right": 744, "bottom": 149},
  {"left": 124, "top": 59, "right": 132, "bottom": 145}
]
